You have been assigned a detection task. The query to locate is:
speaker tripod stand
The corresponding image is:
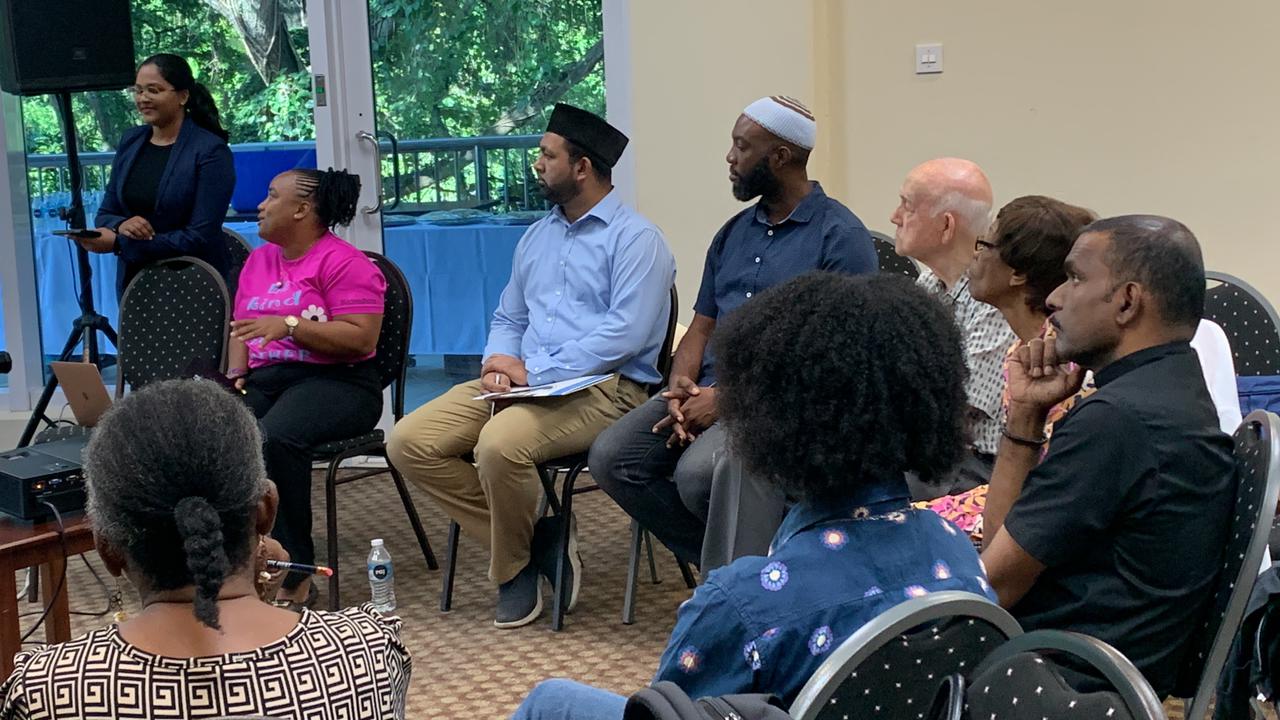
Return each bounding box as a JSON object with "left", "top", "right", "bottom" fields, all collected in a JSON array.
[{"left": 18, "top": 91, "right": 118, "bottom": 448}]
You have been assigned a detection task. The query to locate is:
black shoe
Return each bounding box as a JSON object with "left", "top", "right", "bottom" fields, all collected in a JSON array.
[
  {"left": 494, "top": 562, "right": 543, "bottom": 628},
  {"left": 532, "top": 514, "right": 582, "bottom": 613}
]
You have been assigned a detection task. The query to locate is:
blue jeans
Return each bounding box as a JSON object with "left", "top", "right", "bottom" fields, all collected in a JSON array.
[{"left": 511, "top": 679, "right": 628, "bottom": 720}]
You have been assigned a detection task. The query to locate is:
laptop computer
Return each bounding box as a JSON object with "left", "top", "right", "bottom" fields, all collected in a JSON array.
[{"left": 50, "top": 361, "right": 112, "bottom": 427}]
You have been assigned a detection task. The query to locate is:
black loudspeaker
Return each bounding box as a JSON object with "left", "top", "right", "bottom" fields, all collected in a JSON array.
[{"left": 0, "top": 0, "right": 135, "bottom": 96}]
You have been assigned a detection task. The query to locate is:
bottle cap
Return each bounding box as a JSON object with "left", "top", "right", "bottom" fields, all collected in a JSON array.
[{"left": 371, "top": 538, "right": 384, "bottom": 547}]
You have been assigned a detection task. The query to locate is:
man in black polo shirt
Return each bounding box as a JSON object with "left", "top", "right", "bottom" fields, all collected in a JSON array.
[
  {"left": 588, "top": 96, "right": 877, "bottom": 568},
  {"left": 981, "top": 214, "right": 1235, "bottom": 697}
]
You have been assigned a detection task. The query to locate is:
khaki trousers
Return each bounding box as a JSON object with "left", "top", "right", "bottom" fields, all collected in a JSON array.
[{"left": 387, "top": 375, "right": 647, "bottom": 584}]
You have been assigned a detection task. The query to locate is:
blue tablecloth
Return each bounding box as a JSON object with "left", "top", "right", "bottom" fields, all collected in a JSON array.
[
  {"left": 24, "top": 220, "right": 524, "bottom": 359},
  {"left": 33, "top": 234, "right": 120, "bottom": 355},
  {"left": 225, "top": 221, "right": 525, "bottom": 356}
]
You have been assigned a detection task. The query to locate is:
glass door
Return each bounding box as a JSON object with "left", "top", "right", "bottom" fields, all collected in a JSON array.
[
  {"left": 363, "top": 0, "right": 606, "bottom": 408},
  {"left": 17, "top": 1, "right": 316, "bottom": 388}
]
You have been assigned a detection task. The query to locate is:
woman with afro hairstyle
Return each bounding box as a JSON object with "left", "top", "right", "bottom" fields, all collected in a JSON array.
[
  {"left": 228, "top": 168, "right": 387, "bottom": 609},
  {"left": 0, "top": 380, "right": 410, "bottom": 719},
  {"left": 510, "top": 271, "right": 995, "bottom": 719}
]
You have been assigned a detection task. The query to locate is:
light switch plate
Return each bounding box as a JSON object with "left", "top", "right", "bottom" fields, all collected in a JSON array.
[{"left": 915, "top": 43, "right": 943, "bottom": 74}]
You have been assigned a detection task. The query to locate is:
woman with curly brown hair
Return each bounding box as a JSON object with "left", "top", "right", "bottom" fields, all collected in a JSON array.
[{"left": 510, "top": 271, "right": 995, "bottom": 719}]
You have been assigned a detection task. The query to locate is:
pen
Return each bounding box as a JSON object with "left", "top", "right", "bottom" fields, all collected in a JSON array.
[{"left": 266, "top": 559, "right": 334, "bottom": 577}]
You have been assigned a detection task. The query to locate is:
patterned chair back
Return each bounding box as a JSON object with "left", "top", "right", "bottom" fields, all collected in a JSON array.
[
  {"left": 871, "top": 230, "right": 920, "bottom": 279},
  {"left": 788, "top": 591, "right": 1021, "bottom": 720},
  {"left": 1204, "top": 272, "right": 1280, "bottom": 376},
  {"left": 967, "top": 630, "right": 1165, "bottom": 720},
  {"left": 117, "top": 256, "right": 229, "bottom": 393},
  {"left": 1174, "top": 410, "right": 1280, "bottom": 718},
  {"left": 364, "top": 251, "right": 413, "bottom": 420},
  {"left": 221, "top": 226, "right": 254, "bottom": 298}
]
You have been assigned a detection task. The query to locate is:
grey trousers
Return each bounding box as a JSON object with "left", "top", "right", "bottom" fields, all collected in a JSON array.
[
  {"left": 699, "top": 453, "right": 787, "bottom": 573},
  {"left": 590, "top": 395, "right": 727, "bottom": 565}
]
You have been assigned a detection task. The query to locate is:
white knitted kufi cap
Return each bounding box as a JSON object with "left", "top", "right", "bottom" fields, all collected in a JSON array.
[{"left": 742, "top": 96, "right": 816, "bottom": 149}]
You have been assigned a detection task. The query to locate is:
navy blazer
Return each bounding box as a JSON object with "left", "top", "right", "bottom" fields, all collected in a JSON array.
[{"left": 96, "top": 116, "right": 235, "bottom": 295}]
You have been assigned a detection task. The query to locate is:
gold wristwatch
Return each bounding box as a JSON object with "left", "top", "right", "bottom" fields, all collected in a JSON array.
[{"left": 284, "top": 315, "right": 300, "bottom": 337}]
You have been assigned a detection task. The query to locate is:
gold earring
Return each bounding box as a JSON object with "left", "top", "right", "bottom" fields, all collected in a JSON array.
[{"left": 110, "top": 578, "right": 128, "bottom": 623}]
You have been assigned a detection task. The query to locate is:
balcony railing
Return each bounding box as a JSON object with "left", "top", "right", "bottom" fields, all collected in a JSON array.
[{"left": 25, "top": 133, "right": 548, "bottom": 217}]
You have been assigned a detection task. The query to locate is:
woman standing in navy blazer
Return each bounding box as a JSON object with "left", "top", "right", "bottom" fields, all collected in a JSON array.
[{"left": 83, "top": 54, "right": 235, "bottom": 295}]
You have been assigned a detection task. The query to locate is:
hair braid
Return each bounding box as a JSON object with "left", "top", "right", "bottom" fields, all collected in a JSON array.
[
  {"left": 172, "top": 495, "right": 231, "bottom": 629},
  {"left": 293, "top": 168, "right": 361, "bottom": 229}
]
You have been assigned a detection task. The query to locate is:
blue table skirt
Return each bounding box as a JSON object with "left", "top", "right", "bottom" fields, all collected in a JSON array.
[
  {"left": 32, "top": 235, "right": 121, "bottom": 355},
  {"left": 20, "top": 221, "right": 523, "bottom": 359},
  {"left": 225, "top": 221, "right": 524, "bottom": 356}
]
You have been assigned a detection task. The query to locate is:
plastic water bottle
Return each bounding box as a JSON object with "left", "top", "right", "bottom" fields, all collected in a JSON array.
[{"left": 367, "top": 538, "right": 396, "bottom": 612}]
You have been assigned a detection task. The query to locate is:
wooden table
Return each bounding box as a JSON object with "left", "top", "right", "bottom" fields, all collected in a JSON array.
[{"left": 0, "top": 513, "right": 95, "bottom": 677}]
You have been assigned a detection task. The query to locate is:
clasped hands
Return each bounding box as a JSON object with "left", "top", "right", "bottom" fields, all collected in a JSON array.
[
  {"left": 231, "top": 316, "right": 290, "bottom": 346},
  {"left": 481, "top": 354, "right": 529, "bottom": 394},
  {"left": 1005, "top": 335, "right": 1085, "bottom": 426},
  {"left": 653, "top": 375, "right": 717, "bottom": 447}
]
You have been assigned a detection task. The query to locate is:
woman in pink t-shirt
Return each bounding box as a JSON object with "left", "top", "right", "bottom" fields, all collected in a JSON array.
[{"left": 228, "top": 168, "right": 387, "bottom": 609}]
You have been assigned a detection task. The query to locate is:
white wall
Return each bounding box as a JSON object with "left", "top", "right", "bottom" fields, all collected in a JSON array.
[
  {"left": 614, "top": 0, "right": 820, "bottom": 316},
  {"left": 833, "top": 0, "right": 1280, "bottom": 298},
  {"left": 621, "top": 1, "right": 1280, "bottom": 306}
]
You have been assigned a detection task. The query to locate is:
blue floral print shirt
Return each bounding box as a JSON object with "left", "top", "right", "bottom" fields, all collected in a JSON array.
[{"left": 653, "top": 478, "right": 996, "bottom": 704}]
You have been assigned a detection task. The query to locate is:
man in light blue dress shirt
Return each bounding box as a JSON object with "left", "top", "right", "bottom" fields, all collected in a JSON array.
[{"left": 387, "top": 104, "right": 675, "bottom": 628}]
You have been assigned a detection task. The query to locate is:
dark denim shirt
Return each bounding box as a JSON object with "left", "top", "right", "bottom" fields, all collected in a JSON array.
[
  {"left": 693, "top": 182, "right": 877, "bottom": 384},
  {"left": 653, "top": 478, "right": 996, "bottom": 705}
]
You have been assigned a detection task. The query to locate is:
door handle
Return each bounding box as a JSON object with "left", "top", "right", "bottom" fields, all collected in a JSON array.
[
  {"left": 356, "top": 130, "right": 383, "bottom": 214},
  {"left": 377, "top": 130, "right": 401, "bottom": 212}
]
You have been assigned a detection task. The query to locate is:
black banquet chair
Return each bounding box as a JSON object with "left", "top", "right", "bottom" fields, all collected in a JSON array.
[
  {"left": 788, "top": 591, "right": 1022, "bottom": 720},
  {"left": 1171, "top": 409, "right": 1280, "bottom": 719},
  {"left": 315, "top": 251, "right": 438, "bottom": 611},
  {"left": 966, "top": 629, "right": 1166, "bottom": 720},
  {"left": 116, "top": 255, "right": 230, "bottom": 394},
  {"left": 221, "top": 225, "right": 254, "bottom": 298},
  {"left": 1204, "top": 271, "right": 1280, "bottom": 377},
  {"left": 871, "top": 230, "right": 919, "bottom": 279}
]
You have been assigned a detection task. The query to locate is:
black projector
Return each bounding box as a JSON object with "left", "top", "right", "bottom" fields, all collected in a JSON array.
[{"left": 0, "top": 436, "right": 89, "bottom": 520}]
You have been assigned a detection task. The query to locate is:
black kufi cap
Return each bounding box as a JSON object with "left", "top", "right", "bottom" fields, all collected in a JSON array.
[{"left": 546, "top": 103, "right": 629, "bottom": 169}]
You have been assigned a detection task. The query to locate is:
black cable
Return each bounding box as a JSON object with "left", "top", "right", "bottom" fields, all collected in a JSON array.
[
  {"left": 18, "top": 555, "right": 112, "bottom": 619},
  {"left": 19, "top": 502, "right": 70, "bottom": 643},
  {"left": 62, "top": 221, "right": 83, "bottom": 308}
]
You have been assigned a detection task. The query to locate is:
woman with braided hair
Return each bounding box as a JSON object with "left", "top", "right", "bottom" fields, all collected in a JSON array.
[
  {"left": 228, "top": 168, "right": 387, "bottom": 609},
  {"left": 0, "top": 380, "right": 411, "bottom": 719}
]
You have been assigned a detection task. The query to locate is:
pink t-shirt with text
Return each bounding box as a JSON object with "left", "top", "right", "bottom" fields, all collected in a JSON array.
[{"left": 234, "top": 231, "right": 386, "bottom": 369}]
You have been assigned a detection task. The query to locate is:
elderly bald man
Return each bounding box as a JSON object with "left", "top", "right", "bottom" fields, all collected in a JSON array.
[{"left": 891, "top": 158, "right": 1016, "bottom": 499}]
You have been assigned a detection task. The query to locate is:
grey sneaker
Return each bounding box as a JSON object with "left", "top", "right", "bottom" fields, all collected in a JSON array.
[
  {"left": 494, "top": 562, "right": 543, "bottom": 628},
  {"left": 533, "top": 514, "right": 582, "bottom": 613}
]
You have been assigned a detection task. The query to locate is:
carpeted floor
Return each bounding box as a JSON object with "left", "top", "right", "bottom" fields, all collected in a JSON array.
[
  {"left": 11, "top": 466, "right": 1226, "bottom": 719},
  {"left": 16, "top": 468, "right": 694, "bottom": 719}
]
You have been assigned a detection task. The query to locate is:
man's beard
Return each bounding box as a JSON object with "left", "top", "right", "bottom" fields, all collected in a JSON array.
[
  {"left": 539, "top": 176, "right": 579, "bottom": 206},
  {"left": 731, "top": 157, "right": 780, "bottom": 202},
  {"left": 1051, "top": 320, "right": 1114, "bottom": 372}
]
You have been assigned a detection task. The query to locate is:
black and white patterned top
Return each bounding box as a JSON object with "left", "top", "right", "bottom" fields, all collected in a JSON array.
[
  {"left": 0, "top": 604, "right": 411, "bottom": 720},
  {"left": 917, "top": 268, "right": 1016, "bottom": 456}
]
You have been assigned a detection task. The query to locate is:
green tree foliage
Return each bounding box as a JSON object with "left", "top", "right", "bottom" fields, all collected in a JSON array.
[{"left": 21, "top": 0, "right": 603, "bottom": 156}]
